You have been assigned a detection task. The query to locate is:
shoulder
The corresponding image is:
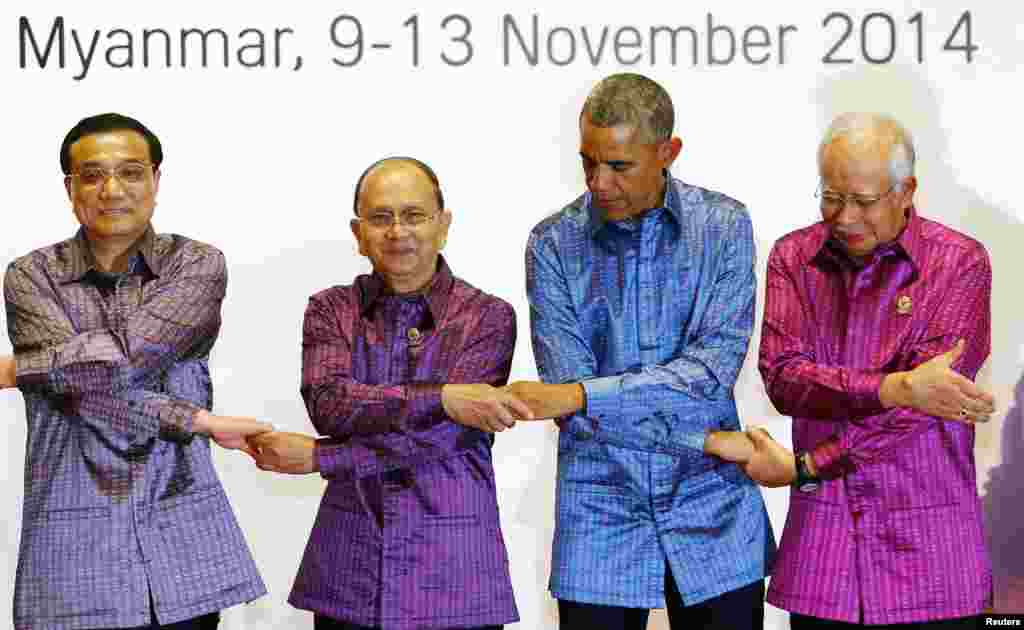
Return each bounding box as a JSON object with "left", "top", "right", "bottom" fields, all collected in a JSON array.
[
  {"left": 528, "top": 194, "right": 589, "bottom": 243},
  {"left": 673, "top": 179, "right": 750, "bottom": 228},
  {"left": 6, "top": 235, "right": 78, "bottom": 281},
  {"left": 918, "top": 216, "right": 989, "bottom": 266},
  {"left": 768, "top": 222, "right": 828, "bottom": 265},
  {"left": 448, "top": 274, "right": 516, "bottom": 326}
]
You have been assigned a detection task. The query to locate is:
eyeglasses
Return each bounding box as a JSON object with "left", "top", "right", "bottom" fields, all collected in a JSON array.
[
  {"left": 70, "top": 162, "right": 155, "bottom": 187},
  {"left": 358, "top": 209, "right": 439, "bottom": 230},
  {"left": 816, "top": 182, "right": 897, "bottom": 212}
]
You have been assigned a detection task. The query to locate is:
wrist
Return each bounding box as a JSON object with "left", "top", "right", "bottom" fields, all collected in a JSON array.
[{"left": 879, "top": 371, "right": 911, "bottom": 408}]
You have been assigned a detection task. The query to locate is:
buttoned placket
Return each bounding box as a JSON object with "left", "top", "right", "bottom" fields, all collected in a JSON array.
[
  {"left": 103, "top": 269, "right": 155, "bottom": 622},
  {"left": 378, "top": 296, "right": 426, "bottom": 626}
]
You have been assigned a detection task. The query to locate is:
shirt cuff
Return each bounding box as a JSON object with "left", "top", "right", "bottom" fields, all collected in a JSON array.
[
  {"left": 581, "top": 375, "right": 623, "bottom": 425},
  {"left": 847, "top": 371, "right": 886, "bottom": 415},
  {"left": 158, "top": 399, "right": 198, "bottom": 443},
  {"left": 808, "top": 436, "right": 855, "bottom": 480}
]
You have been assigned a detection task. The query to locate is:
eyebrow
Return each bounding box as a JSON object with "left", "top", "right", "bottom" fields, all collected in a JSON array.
[{"left": 579, "top": 152, "right": 634, "bottom": 169}]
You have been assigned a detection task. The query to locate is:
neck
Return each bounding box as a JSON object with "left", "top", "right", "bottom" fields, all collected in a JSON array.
[
  {"left": 87, "top": 229, "right": 146, "bottom": 273},
  {"left": 383, "top": 268, "right": 436, "bottom": 295}
]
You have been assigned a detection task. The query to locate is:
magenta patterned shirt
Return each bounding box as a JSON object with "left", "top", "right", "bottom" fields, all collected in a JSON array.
[
  {"left": 759, "top": 208, "right": 992, "bottom": 624},
  {"left": 288, "top": 257, "right": 519, "bottom": 630}
]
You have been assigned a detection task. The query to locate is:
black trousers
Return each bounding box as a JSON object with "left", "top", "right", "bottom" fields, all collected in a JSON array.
[
  {"left": 790, "top": 613, "right": 981, "bottom": 629},
  {"left": 91, "top": 611, "right": 219, "bottom": 630},
  {"left": 557, "top": 573, "right": 765, "bottom": 630},
  {"left": 314, "top": 615, "right": 501, "bottom": 630}
]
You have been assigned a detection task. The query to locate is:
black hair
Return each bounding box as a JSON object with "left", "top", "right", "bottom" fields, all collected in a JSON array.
[{"left": 60, "top": 112, "right": 163, "bottom": 174}]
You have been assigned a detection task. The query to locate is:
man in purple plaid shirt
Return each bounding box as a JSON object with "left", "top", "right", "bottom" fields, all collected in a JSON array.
[
  {"left": 248, "top": 157, "right": 528, "bottom": 630},
  {"left": 0, "top": 113, "right": 270, "bottom": 629}
]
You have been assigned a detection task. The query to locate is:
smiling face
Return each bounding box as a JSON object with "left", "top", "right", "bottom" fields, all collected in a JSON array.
[
  {"left": 819, "top": 138, "right": 916, "bottom": 260},
  {"left": 350, "top": 161, "right": 451, "bottom": 294},
  {"left": 579, "top": 117, "right": 681, "bottom": 221},
  {"left": 65, "top": 129, "right": 159, "bottom": 245}
]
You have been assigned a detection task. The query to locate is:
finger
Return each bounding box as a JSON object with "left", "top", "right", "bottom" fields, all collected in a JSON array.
[
  {"left": 248, "top": 432, "right": 277, "bottom": 448},
  {"left": 495, "top": 404, "right": 520, "bottom": 428},
  {"left": 503, "top": 395, "right": 535, "bottom": 421}
]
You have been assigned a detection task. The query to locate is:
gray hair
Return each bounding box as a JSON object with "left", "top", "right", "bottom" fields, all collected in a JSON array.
[
  {"left": 581, "top": 73, "right": 674, "bottom": 144},
  {"left": 817, "top": 112, "right": 916, "bottom": 190}
]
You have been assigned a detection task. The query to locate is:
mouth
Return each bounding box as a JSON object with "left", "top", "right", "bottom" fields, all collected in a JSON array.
[
  {"left": 98, "top": 208, "right": 133, "bottom": 216},
  {"left": 835, "top": 231, "right": 867, "bottom": 246}
]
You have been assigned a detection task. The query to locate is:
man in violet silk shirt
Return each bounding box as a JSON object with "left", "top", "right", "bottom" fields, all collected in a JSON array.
[
  {"left": 248, "top": 157, "right": 528, "bottom": 630},
  {"left": 0, "top": 113, "right": 270, "bottom": 630},
  {"left": 729, "top": 113, "right": 995, "bottom": 628}
]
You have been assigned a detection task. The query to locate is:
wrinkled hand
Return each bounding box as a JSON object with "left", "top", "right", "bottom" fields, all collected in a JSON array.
[
  {"left": 441, "top": 383, "right": 533, "bottom": 433},
  {"left": 739, "top": 427, "right": 797, "bottom": 488},
  {"left": 247, "top": 432, "right": 318, "bottom": 474},
  {"left": 502, "top": 381, "right": 584, "bottom": 420},
  {"left": 0, "top": 355, "right": 15, "bottom": 390},
  {"left": 890, "top": 340, "right": 995, "bottom": 423},
  {"left": 703, "top": 431, "right": 755, "bottom": 462}
]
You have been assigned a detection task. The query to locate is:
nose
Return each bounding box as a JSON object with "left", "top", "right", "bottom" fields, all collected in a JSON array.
[
  {"left": 98, "top": 173, "right": 127, "bottom": 199},
  {"left": 587, "top": 165, "right": 614, "bottom": 194},
  {"left": 384, "top": 218, "right": 412, "bottom": 239}
]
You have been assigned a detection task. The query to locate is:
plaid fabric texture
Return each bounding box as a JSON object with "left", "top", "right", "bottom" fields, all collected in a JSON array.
[{"left": 6, "top": 228, "right": 265, "bottom": 630}]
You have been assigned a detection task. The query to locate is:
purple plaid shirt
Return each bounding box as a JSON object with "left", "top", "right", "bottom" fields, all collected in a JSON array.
[
  {"left": 288, "top": 257, "right": 519, "bottom": 630},
  {"left": 5, "top": 228, "right": 266, "bottom": 630},
  {"left": 759, "top": 208, "right": 992, "bottom": 624}
]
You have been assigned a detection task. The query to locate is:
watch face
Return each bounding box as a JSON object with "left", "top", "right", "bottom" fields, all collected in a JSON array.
[{"left": 798, "top": 481, "right": 820, "bottom": 493}]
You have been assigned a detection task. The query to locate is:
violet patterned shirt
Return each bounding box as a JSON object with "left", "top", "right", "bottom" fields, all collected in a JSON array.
[
  {"left": 288, "top": 257, "right": 519, "bottom": 630},
  {"left": 759, "top": 208, "right": 992, "bottom": 624},
  {"left": 5, "top": 228, "right": 265, "bottom": 630}
]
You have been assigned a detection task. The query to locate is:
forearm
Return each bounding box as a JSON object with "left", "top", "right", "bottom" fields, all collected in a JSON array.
[
  {"left": 75, "top": 390, "right": 202, "bottom": 443},
  {"left": 6, "top": 253, "right": 225, "bottom": 397}
]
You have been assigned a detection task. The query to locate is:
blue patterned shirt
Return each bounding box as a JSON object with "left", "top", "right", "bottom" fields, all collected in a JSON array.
[{"left": 526, "top": 176, "right": 775, "bottom": 607}]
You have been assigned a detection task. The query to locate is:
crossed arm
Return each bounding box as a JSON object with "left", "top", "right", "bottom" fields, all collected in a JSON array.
[
  {"left": 726, "top": 245, "right": 995, "bottom": 486},
  {"left": 1, "top": 253, "right": 271, "bottom": 446}
]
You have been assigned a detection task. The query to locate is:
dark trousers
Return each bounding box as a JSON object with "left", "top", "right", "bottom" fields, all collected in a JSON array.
[
  {"left": 314, "top": 615, "right": 501, "bottom": 630},
  {"left": 558, "top": 573, "right": 765, "bottom": 630},
  {"left": 91, "top": 611, "right": 219, "bottom": 630},
  {"left": 790, "top": 613, "right": 981, "bottom": 629}
]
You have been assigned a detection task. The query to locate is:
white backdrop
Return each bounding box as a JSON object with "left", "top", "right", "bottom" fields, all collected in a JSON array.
[{"left": 2, "top": 1, "right": 1022, "bottom": 628}]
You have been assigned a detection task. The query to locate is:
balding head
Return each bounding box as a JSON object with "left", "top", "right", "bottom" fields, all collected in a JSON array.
[{"left": 353, "top": 156, "right": 444, "bottom": 216}]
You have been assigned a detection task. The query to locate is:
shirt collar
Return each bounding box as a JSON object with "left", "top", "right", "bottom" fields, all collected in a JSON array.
[
  {"left": 56, "top": 225, "right": 160, "bottom": 283},
  {"left": 811, "top": 205, "right": 924, "bottom": 274},
  {"left": 357, "top": 254, "right": 454, "bottom": 324},
  {"left": 585, "top": 170, "right": 682, "bottom": 238}
]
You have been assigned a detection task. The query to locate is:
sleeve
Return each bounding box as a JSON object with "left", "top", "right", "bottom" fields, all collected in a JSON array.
[
  {"left": 808, "top": 251, "right": 991, "bottom": 479},
  {"left": 304, "top": 293, "right": 517, "bottom": 479},
  {"left": 5, "top": 248, "right": 225, "bottom": 397},
  {"left": 758, "top": 241, "right": 890, "bottom": 420},
  {"left": 526, "top": 212, "right": 755, "bottom": 456}
]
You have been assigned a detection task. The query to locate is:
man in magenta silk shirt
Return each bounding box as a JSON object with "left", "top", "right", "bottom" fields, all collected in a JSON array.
[
  {"left": 735, "top": 113, "right": 995, "bottom": 628},
  {"left": 245, "top": 157, "right": 527, "bottom": 630}
]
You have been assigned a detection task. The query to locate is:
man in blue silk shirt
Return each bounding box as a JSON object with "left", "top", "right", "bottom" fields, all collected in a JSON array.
[{"left": 506, "top": 73, "right": 775, "bottom": 630}]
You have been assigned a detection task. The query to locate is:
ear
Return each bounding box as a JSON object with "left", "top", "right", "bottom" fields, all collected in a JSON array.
[
  {"left": 660, "top": 136, "right": 683, "bottom": 169},
  {"left": 152, "top": 168, "right": 161, "bottom": 195},
  {"left": 64, "top": 176, "right": 73, "bottom": 201},
  {"left": 437, "top": 210, "right": 452, "bottom": 250},
  {"left": 898, "top": 176, "right": 917, "bottom": 209},
  {"left": 350, "top": 218, "right": 368, "bottom": 256}
]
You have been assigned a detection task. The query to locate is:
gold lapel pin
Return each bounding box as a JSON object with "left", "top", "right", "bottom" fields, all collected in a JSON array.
[
  {"left": 896, "top": 295, "right": 912, "bottom": 315},
  {"left": 407, "top": 327, "right": 423, "bottom": 346}
]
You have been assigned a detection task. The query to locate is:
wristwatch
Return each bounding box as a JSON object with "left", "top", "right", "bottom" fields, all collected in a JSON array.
[{"left": 792, "top": 451, "right": 821, "bottom": 493}]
